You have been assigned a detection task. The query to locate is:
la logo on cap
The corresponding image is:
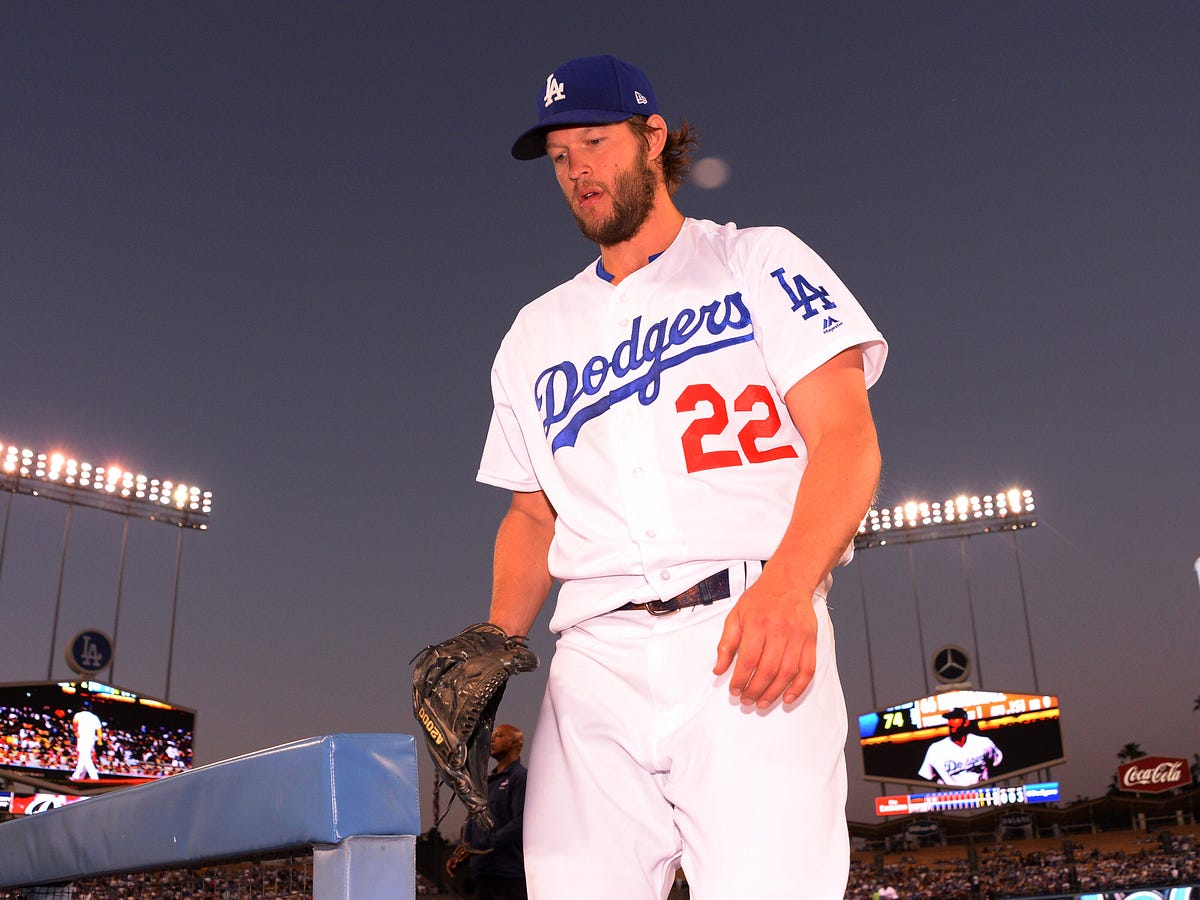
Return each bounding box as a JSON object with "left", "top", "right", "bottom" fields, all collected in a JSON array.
[{"left": 544, "top": 74, "right": 566, "bottom": 107}]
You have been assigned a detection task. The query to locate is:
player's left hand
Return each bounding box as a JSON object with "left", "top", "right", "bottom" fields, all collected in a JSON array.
[{"left": 713, "top": 574, "right": 818, "bottom": 708}]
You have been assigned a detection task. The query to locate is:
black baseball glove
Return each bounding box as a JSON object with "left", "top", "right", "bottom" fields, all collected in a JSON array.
[{"left": 411, "top": 623, "right": 538, "bottom": 828}]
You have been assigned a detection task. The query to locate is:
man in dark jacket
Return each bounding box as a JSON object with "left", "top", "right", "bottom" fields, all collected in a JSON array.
[{"left": 462, "top": 723, "right": 528, "bottom": 900}]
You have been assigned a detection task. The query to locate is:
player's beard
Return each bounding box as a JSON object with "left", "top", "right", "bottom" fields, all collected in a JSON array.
[{"left": 568, "top": 146, "right": 658, "bottom": 247}]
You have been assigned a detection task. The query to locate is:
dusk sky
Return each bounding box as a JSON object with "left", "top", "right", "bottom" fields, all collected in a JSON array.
[{"left": 2, "top": 3, "right": 1197, "bottom": 827}]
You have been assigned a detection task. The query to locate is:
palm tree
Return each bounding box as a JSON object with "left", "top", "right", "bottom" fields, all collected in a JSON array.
[{"left": 1117, "top": 742, "right": 1146, "bottom": 763}]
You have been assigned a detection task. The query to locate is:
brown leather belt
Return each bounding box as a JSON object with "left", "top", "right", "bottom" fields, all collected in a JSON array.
[{"left": 618, "top": 568, "right": 732, "bottom": 616}]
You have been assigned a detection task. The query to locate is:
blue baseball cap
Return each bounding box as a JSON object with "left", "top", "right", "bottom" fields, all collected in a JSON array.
[{"left": 511, "top": 55, "right": 658, "bottom": 160}]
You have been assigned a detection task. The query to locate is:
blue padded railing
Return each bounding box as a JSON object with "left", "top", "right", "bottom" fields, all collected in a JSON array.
[{"left": 0, "top": 733, "right": 419, "bottom": 896}]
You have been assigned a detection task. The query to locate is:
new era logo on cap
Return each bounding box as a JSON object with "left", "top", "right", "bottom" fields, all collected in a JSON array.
[{"left": 513, "top": 54, "right": 659, "bottom": 160}]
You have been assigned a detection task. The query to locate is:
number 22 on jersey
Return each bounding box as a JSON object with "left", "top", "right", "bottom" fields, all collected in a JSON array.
[{"left": 676, "top": 384, "right": 799, "bottom": 474}]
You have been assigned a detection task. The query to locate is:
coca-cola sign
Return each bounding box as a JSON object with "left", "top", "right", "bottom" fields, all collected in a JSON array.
[{"left": 1116, "top": 756, "right": 1190, "bottom": 793}]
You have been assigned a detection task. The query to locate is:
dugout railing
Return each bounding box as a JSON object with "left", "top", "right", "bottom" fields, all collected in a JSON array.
[{"left": 0, "top": 733, "right": 419, "bottom": 899}]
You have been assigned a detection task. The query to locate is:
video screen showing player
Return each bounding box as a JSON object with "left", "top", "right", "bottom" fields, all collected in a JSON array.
[
  {"left": 918, "top": 707, "right": 1003, "bottom": 786},
  {"left": 0, "top": 682, "right": 194, "bottom": 789}
]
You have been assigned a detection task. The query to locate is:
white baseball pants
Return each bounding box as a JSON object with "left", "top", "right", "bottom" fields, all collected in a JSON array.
[{"left": 523, "top": 566, "right": 849, "bottom": 899}]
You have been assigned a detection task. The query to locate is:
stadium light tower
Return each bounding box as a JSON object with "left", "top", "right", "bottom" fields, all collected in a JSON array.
[
  {"left": 854, "top": 488, "right": 1037, "bottom": 550},
  {"left": 0, "top": 444, "right": 212, "bottom": 529},
  {"left": 0, "top": 439, "right": 213, "bottom": 697},
  {"left": 853, "top": 488, "right": 1039, "bottom": 703}
]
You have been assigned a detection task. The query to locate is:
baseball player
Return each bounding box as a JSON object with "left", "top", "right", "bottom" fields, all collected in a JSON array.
[
  {"left": 917, "top": 707, "right": 1004, "bottom": 786},
  {"left": 69, "top": 700, "right": 103, "bottom": 781},
  {"left": 477, "top": 55, "right": 887, "bottom": 898}
]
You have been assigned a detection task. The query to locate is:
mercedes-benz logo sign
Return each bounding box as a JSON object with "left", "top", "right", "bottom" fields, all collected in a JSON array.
[{"left": 932, "top": 645, "right": 970, "bottom": 684}]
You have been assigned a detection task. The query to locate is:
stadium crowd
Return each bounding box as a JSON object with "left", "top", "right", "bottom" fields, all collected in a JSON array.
[
  {"left": 0, "top": 856, "right": 313, "bottom": 899},
  {"left": 0, "top": 702, "right": 191, "bottom": 780},
  {"left": 845, "top": 830, "right": 1199, "bottom": 899},
  {"left": 410, "top": 831, "right": 1200, "bottom": 898},
  {"left": 0, "top": 830, "right": 1194, "bottom": 898}
]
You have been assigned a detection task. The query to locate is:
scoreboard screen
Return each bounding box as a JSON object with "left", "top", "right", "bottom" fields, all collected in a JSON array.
[{"left": 859, "top": 689, "right": 1065, "bottom": 786}]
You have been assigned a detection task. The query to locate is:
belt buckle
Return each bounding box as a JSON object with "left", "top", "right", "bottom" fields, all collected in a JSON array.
[{"left": 645, "top": 600, "right": 679, "bottom": 617}]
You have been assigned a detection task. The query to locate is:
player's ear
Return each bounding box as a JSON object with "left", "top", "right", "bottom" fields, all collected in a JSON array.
[{"left": 645, "top": 114, "right": 669, "bottom": 161}]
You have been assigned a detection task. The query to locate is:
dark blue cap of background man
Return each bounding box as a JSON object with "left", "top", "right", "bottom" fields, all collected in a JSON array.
[{"left": 511, "top": 54, "right": 658, "bottom": 160}]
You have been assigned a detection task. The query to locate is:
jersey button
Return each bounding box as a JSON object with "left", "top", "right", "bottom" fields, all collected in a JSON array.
[
  {"left": 645, "top": 529, "right": 656, "bottom": 539},
  {"left": 659, "top": 570, "right": 671, "bottom": 581}
]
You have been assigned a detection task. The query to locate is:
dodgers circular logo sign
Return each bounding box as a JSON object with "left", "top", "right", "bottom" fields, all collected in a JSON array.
[{"left": 65, "top": 630, "right": 113, "bottom": 675}]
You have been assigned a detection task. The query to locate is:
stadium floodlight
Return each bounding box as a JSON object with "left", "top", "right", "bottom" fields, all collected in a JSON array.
[
  {"left": 1, "top": 441, "right": 212, "bottom": 530},
  {"left": 854, "top": 488, "right": 1035, "bottom": 550}
]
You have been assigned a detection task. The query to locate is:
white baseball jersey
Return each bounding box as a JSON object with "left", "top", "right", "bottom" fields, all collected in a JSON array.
[
  {"left": 73, "top": 709, "right": 102, "bottom": 749},
  {"left": 918, "top": 733, "right": 1004, "bottom": 786},
  {"left": 478, "top": 218, "right": 886, "bottom": 631}
]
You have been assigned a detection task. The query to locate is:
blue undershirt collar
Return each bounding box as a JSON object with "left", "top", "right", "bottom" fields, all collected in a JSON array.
[{"left": 595, "top": 251, "right": 664, "bottom": 283}]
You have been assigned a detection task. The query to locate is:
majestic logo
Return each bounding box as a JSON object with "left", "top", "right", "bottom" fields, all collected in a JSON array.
[
  {"left": 822, "top": 316, "right": 842, "bottom": 334},
  {"left": 634, "top": 90, "right": 648, "bottom": 105},
  {"left": 536, "top": 292, "right": 754, "bottom": 452},
  {"left": 1117, "top": 756, "right": 1189, "bottom": 794},
  {"left": 544, "top": 74, "right": 566, "bottom": 107}
]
